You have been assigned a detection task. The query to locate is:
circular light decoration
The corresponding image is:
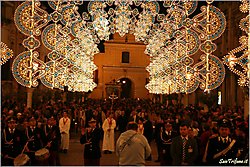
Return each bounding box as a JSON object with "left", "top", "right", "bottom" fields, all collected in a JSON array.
[
  {"left": 71, "top": 20, "right": 86, "bottom": 37},
  {"left": 186, "top": 29, "right": 200, "bottom": 56},
  {"left": 60, "top": 4, "right": 81, "bottom": 26},
  {"left": 12, "top": 51, "right": 45, "bottom": 88},
  {"left": 184, "top": 0, "right": 198, "bottom": 16},
  {"left": 0, "top": 42, "right": 13, "bottom": 65},
  {"left": 14, "top": 1, "right": 49, "bottom": 36},
  {"left": 192, "top": 5, "right": 226, "bottom": 41},
  {"left": 41, "top": 24, "right": 61, "bottom": 50},
  {"left": 40, "top": 61, "right": 65, "bottom": 90},
  {"left": 194, "top": 54, "right": 225, "bottom": 90},
  {"left": 185, "top": 67, "right": 200, "bottom": 94}
]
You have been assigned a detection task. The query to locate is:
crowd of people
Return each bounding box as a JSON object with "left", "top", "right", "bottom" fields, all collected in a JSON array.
[{"left": 1, "top": 97, "right": 249, "bottom": 166}]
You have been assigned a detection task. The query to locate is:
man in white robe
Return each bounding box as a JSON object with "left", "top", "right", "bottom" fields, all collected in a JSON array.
[
  {"left": 59, "top": 111, "right": 71, "bottom": 153},
  {"left": 102, "top": 113, "right": 116, "bottom": 154}
]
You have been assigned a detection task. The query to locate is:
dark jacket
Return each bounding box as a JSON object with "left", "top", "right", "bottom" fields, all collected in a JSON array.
[
  {"left": 25, "top": 127, "right": 46, "bottom": 151},
  {"left": 2, "top": 128, "right": 26, "bottom": 166},
  {"left": 80, "top": 127, "right": 102, "bottom": 159},
  {"left": 44, "top": 125, "right": 61, "bottom": 151},
  {"left": 143, "top": 120, "right": 153, "bottom": 143},
  {"left": 160, "top": 129, "right": 178, "bottom": 151},
  {"left": 2, "top": 128, "right": 25, "bottom": 158},
  {"left": 160, "top": 129, "right": 178, "bottom": 165},
  {"left": 117, "top": 115, "right": 128, "bottom": 133},
  {"left": 204, "top": 136, "right": 240, "bottom": 165},
  {"left": 170, "top": 135, "right": 198, "bottom": 165}
]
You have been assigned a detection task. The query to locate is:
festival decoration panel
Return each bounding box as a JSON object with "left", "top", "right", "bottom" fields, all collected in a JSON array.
[
  {"left": 11, "top": 0, "right": 231, "bottom": 94},
  {"left": 223, "top": 0, "right": 249, "bottom": 87}
]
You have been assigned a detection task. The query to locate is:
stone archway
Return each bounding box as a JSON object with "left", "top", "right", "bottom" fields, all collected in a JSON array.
[{"left": 118, "top": 78, "right": 132, "bottom": 98}]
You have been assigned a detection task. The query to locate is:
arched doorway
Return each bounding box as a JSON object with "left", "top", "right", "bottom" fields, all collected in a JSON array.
[{"left": 118, "top": 78, "right": 132, "bottom": 98}]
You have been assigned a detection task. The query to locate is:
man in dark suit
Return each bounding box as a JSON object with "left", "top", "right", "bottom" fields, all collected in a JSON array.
[
  {"left": 2, "top": 117, "right": 26, "bottom": 166},
  {"left": 170, "top": 122, "right": 198, "bottom": 165},
  {"left": 44, "top": 116, "right": 61, "bottom": 165},
  {"left": 25, "top": 116, "right": 46, "bottom": 165},
  {"left": 80, "top": 117, "right": 102, "bottom": 166},
  {"left": 160, "top": 120, "right": 178, "bottom": 165},
  {"left": 203, "top": 119, "right": 242, "bottom": 165}
]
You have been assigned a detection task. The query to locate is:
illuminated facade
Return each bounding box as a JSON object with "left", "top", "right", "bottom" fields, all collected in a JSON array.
[{"left": 1, "top": 1, "right": 249, "bottom": 118}]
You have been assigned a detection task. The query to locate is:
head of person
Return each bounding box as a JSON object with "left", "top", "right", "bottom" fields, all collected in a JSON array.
[
  {"left": 132, "top": 110, "right": 137, "bottom": 116},
  {"left": 138, "top": 117, "right": 144, "bottom": 124},
  {"left": 7, "top": 117, "right": 16, "bottom": 129},
  {"left": 22, "top": 118, "right": 29, "bottom": 128},
  {"left": 203, "top": 123, "right": 210, "bottom": 131},
  {"left": 17, "top": 113, "right": 22, "bottom": 120},
  {"left": 93, "top": 110, "right": 98, "bottom": 116},
  {"left": 218, "top": 119, "right": 231, "bottom": 138},
  {"left": 235, "top": 124, "right": 246, "bottom": 137},
  {"left": 48, "top": 116, "right": 55, "bottom": 126},
  {"left": 127, "top": 122, "right": 138, "bottom": 132},
  {"left": 109, "top": 113, "right": 114, "bottom": 118},
  {"left": 164, "top": 120, "right": 172, "bottom": 132},
  {"left": 63, "top": 111, "right": 68, "bottom": 118},
  {"left": 29, "top": 117, "right": 37, "bottom": 127},
  {"left": 188, "top": 127, "right": 194, "bottom": 138},
  {"left": 179, "top": 122, "right": 190, "bottom": 137},
  {"left": 88, "top": 118, "right": 97, "bottom": 128},
  {"left": 121, "top": 110, "right": 125, "bottom": 116},
  {"left": 212, "top": 127, "right": 218, "bottom": 134}
]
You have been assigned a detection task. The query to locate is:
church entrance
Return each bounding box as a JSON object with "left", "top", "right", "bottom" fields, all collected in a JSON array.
[{"left": 119, "top": 78, "right": 132, "bottom": 98}]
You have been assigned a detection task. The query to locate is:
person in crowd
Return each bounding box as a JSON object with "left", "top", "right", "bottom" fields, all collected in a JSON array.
[
  {"left": 199, "top": 124, "right": 212, "bottom": 164},
  {"left": 116, "top": 110, "right": 128, "bottom": 134},
  {"left": 143, "top": 115, "right": 153, "bottom": 143},
  {"left": 81, "top": 108, "right": 93, "bottom": 128},
  {"left": 25, "top": 116, "right": 46, "bottom": 165},
  {"left": 80, "top": 118, "right": 102, "bottom": 166},
  {"left": 170, "top": 122, "right": 198, "bottom": 165},
  {"left": 203, "top": 118, "right": 242, "bottom": 165},
  {"left": 137, "top": 117, "right": 144, "bottom": 134},
  {"left": 160, "top": 120, "right": 178, "bottom": 165},
  {"left": 143, "top": 115, "right": 153, "bottom": 161},
  {"left": 1, "top": 97, "right": 249, "bottom": 166},
  {"left": 116, "top": 122, "right": 151, "bottom": 166},
  {"left": 2, "top": 117, "right": 26, "bottom": 166},
  {"left": 92, "top": 109, "right": 102, "bottom": 128},
  {"left": 138, "top": 109, "right": 146, "bottom": 119},
  {"left": 191, "top": 121, "right": 200, "bottom": 137},
  {"left": 154, "top": 115, "right": 164, "bottom": 162},
  {"left": 234, "top": 124, "right": 248, "bottom": 161},
  {"left": 102, "top": 113, "right": 116, "bottom": 154},
  {"left": 59, "top": 111, "right": 71, "bottom": 153},
  {"left": 128, "top": 109, "right": 139, "bottom": 123},
  {"left": 45, "top": 116, "right": 61, "bottom": 165},
  {"left": 15, "top": 113, "right": 25, "bottom": 132},
  {"left": 211, "top": 126, "right": 219, "bottom": 138}
]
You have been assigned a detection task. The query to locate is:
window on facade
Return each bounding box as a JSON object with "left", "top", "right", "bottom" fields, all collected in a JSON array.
[{"left": 122, "top": 52, "right": 130, "bottom": 63}]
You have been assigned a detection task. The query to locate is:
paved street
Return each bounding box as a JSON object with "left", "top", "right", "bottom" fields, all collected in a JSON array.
[{"left": 59, "top": 131, "right": 160, "bottom": 166}]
